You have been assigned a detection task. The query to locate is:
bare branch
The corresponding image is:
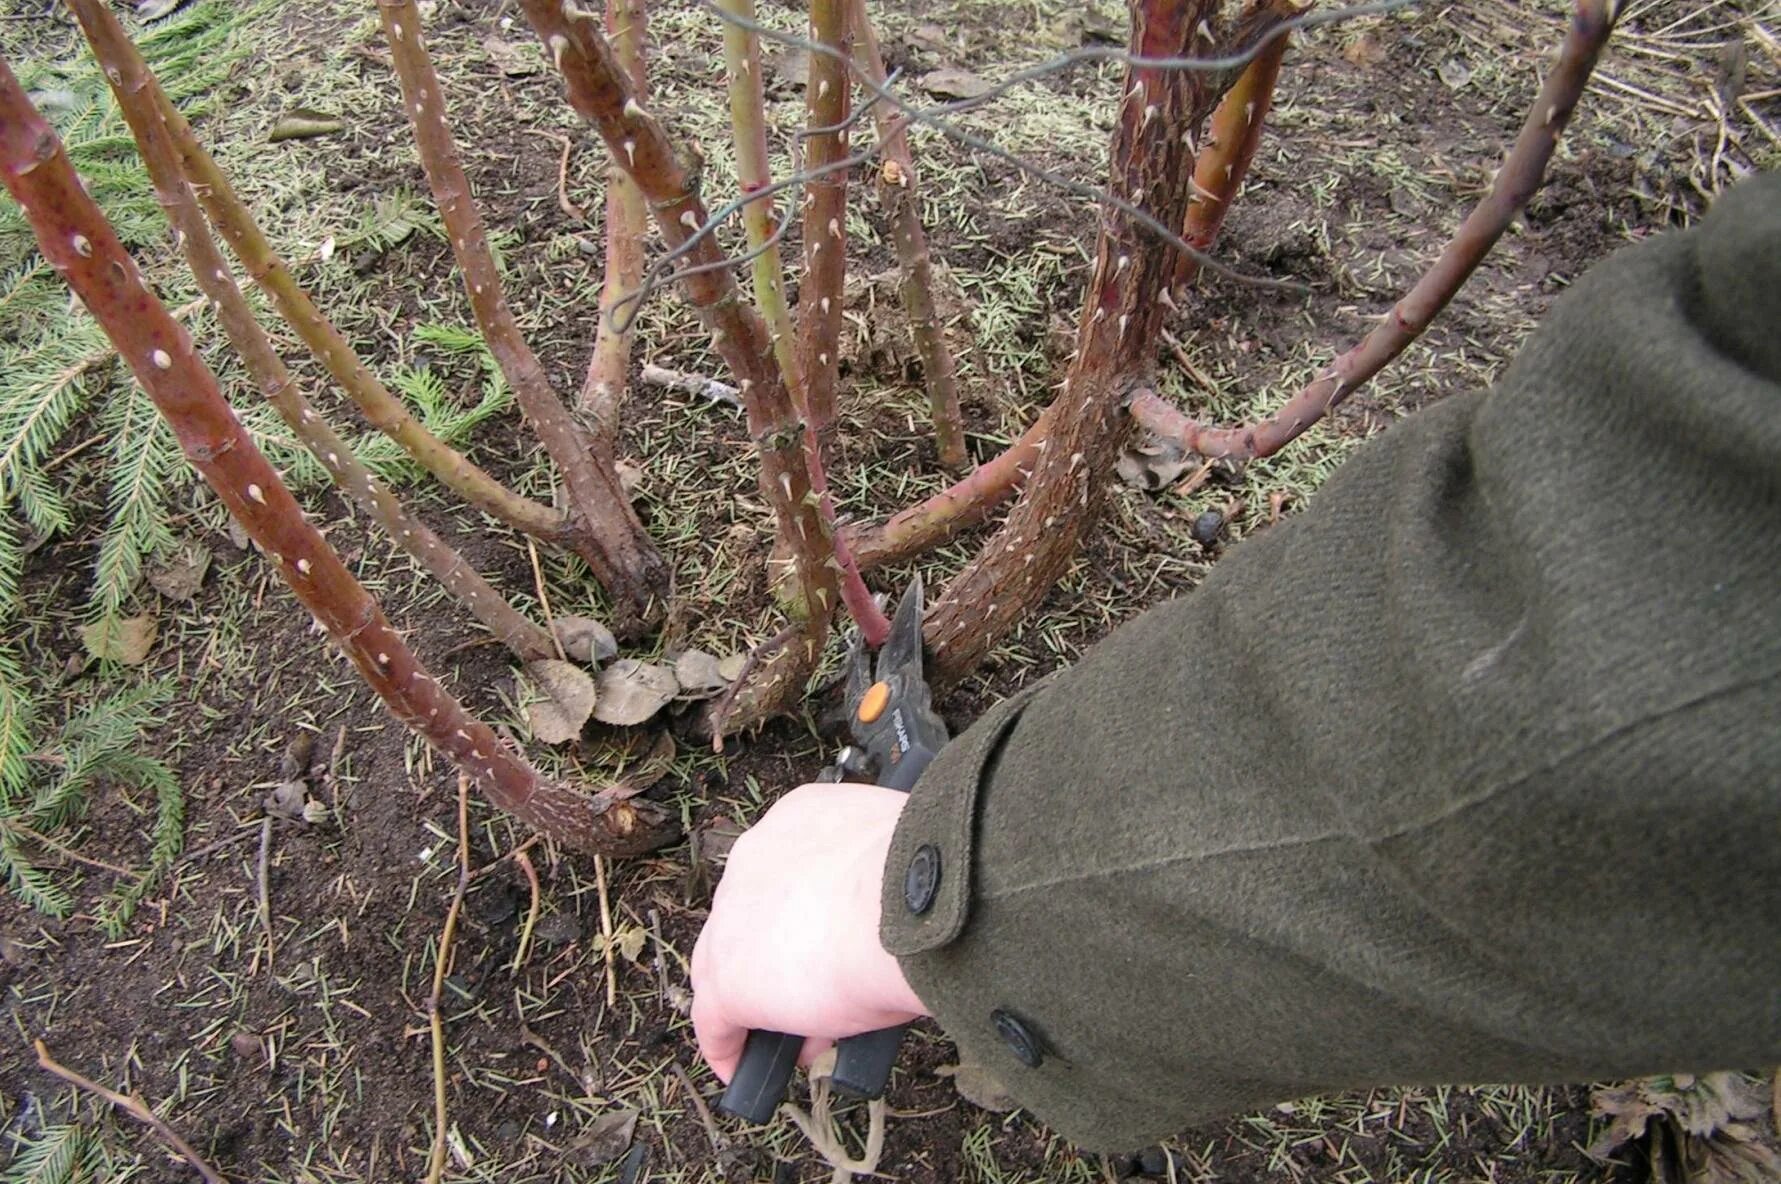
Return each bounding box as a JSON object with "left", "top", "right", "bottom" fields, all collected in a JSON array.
[
  {"left": 34, "top": 1039, "right": 227, "bottom": 1184},
  {"left": 850, "top": 0, "right": 967, "bottom": 471},
  {"left": 378, "top": 0, "right": 667, "bottom": 631},
  {"left": 1132, "top": 0, "right": 1623, "bottom": 464},
  {"left": 795, "top": 0, "right": 852, "bottom": 443},
  {"left": 82, "top": 3, "right": 556, "bottom": 662},
  {"left": 64, "top": 0, "right": 566, "bottom": 543},
  {"left": 0, "top": 56, "right": 673, "bottom": 857}
]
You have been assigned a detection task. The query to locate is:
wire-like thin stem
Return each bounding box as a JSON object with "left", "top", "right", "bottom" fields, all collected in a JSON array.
[
  {"left": 1132, "top": 0, "right": 1622, "bottom": 463},
  {"left": 850, "top": 0, "right": 967, "bottom": 471},
  {"left": 378, "top": 0, "right": 667, "bottom": 631},
  {"left": 425, "top": 773, "right": 472, "bottom": 1184}
]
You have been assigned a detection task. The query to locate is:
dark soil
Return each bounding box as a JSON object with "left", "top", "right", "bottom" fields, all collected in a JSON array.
[{"left": 2, "top": 0, "right": 1760, "bottom": 1180}]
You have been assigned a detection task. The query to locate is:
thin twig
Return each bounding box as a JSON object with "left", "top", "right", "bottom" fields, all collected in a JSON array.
[
  {"left": 595, "top": 853, "right": 618, "bottom": 1006},
  {"left": 255, "top": 815, "right": 275, "bottom": 972},
  {"left": 648, "top": 906, "right": 670, "bottom": 1001},
  {"left": 671, "top": 1061, "right": 728, "bottom": 1154},
  {"left": 526, "top": 128, "right": 586, "bottom": 222},
  {"left": 510, "top": 846, "right": 542, "bottom": 973},
  {"left": 426, "top": 773, "right": 474, "bottom": 1184},
  {"left": 526, "top": 536, "right": 569, "bottom": 662},
  {"left": 0, "top": 819, "right": 135, "bottom": 875},
  {"left": 34, "top": 1039, "right": 228, "bottom": 1183}
]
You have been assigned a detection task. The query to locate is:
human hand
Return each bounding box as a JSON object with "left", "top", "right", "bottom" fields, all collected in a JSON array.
[{"left": 690, "top": 782, "right": 929, "bottom": 1083}]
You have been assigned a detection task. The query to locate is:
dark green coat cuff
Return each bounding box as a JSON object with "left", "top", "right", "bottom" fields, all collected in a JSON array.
[{"left": 880, "top": 678, "right": 1050, "bottom": 956}]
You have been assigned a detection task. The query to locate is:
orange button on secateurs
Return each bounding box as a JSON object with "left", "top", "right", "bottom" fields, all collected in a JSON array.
[{"left": 857, "top": 680, "right": 891, "bottom": 724}]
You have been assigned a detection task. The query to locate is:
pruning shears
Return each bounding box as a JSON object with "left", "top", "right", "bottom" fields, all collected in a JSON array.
[{"left": 716, "top": 576, "right": 950, "bottom": 1124}]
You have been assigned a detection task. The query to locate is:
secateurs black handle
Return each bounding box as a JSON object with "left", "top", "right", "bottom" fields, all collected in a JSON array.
[{"left": 716, "top": 580, "right": 948, "bottom": 1124}]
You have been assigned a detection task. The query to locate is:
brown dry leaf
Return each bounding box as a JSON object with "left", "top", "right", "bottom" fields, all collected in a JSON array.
[
  {"left": 614, "top": 459, "right": 644, "bottom": 500},
  {"left": 483, "top": 35, "right": 543, "bottom": 76},
  {"left": 147, "top": 544, "right": 211, "bottom": 603},
  {"left": 1117, "top": 439, "right": 1195, "bottom": 491},
  {"left": 936, "top": 1061, "right": 1017, "bottom": 1112},
  {"left": 919, "top": 67, "right": 994, "bottom": 100},
  {"left": 1342, "top": 21, "right": 1389, "bottom": 68},
  {"left": 592, "top": 660, "right": 677, "bottom": 726},
  {"left": 552, "top": 615, "right": 617, "bottom": 664},
  {"left": 80, "top": 615, "right": 157, "bottom": 665},
  {"left": 716, "top": 652, "right": 747, "bottom": 682},
  {"left": 673, "top": 648, "right": 728, "bottom": 697},
  {"left": 604, "top": 925, "right": 647, "bottom": 963},
  {"left": 524, "top": 659, "right": 598, "bottom": 745},
  {"left": 1438, "top": 58, "right": 1474, "bottom": 90},
  {"left": 1591, "top": 1074, "right": 1781, "bottom": 1184},
  {"left": 264, "top": 779, "right": 309, "bottom": 821},
  {"left": 136, "top": 0, "right": 190, "bottom": 21},
  {"left": 268, "top": 108, "right": 345, "bottom": 143},
  {"left": 568, "top": 1107, "right": 638, "bottom": 1168}
]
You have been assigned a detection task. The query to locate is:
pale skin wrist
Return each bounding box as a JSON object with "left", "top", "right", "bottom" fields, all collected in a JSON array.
[{"left": 690, "top": 782, "right": 929, "bottom": 1083}]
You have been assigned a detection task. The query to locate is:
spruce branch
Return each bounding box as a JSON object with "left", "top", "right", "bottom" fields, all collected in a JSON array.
[
  {"left": 63, "top": 0, "right": 566, "bottom": 545},
  {"left": 579, "top": 0, "right": 650, "bottom": 436},
  {"left": 377, "top": 0, "right": 668, "bottom": 630},
  {"left": 850, "top": 0, "right": 967, "bottom": 472},
  {"left": 1130, "top": 0, "right": 1621, "bottom": 464},
  {"left": 85, "top": 8, "right": 557, "bottom": 662},
  {"left": 0, "top": 58, "right": 673, "bottom": 857}
]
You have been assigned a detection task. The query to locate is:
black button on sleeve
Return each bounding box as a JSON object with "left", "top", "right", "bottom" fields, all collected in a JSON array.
[
  {"left": 903, "top": 843, "right": 940, "bottom": 914},
  {"left": 991, "top": 1008, "right": 1045, "bottom": 1069}
]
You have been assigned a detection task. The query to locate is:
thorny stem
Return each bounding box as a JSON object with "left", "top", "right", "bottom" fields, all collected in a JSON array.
[
  {"left": 716, "top": 0, "right": 889, "bottom": 669},
  {"left": 850, "top": 0, "right": 968, "bottom": 471},
  {"left": 845, "top": 412, "right": 1047, "bottom": 570},
  {"left": 924, "top": 0, "right": 1290, "bottom": 683},
  {"left": 70, "top": 0, "right": 567, "bottom": 545},
  {"left": 719, "top": 0, "right": 804, "bottom": 402},
  {"left": 378, "top": 0, "right": 667, "bottom": 633},
  {"left": 34, "top": 1039, "right": 227, "bottom": 1184},
  {"left": 580, "top": 0, "right": 650, "bottom": 435},
  {"left": 79, "top": 4, "right": 556, "bottom": 662},
  {"left": 0, "top": 57, "right": 673, "bottom": 857},
  {"left": 521, "top": 0, "right": 890, "bottom": 723},
  {"left": 1172, "top": 0, "right": 1294, "bottom": 294},
  {"left": 795, "top": 0, "right": 852, "bottom": 447},
  {"left": 1131, "top": 0, "right": 1622, "bottom": 463}
]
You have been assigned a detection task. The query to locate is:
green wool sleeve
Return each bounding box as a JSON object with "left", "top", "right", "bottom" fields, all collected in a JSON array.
[{"left": 880, "top": 171, "right": 1781, "bottom": 1152}]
